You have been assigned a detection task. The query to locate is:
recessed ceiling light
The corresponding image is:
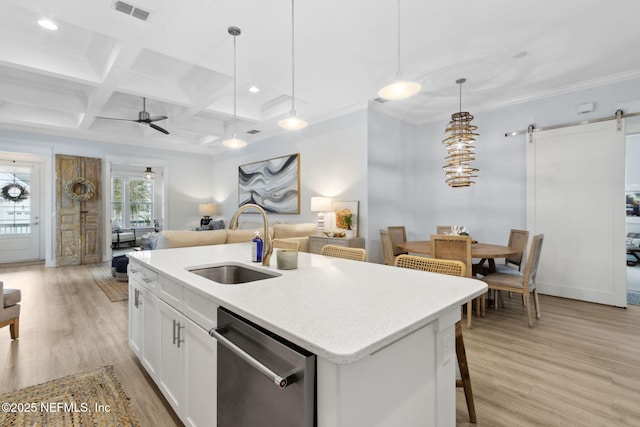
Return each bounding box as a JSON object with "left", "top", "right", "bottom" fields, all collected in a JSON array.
[
  {"left": 37, "top": 19, "right": 58, "bottom": 31},
  {"left": 248, "top": 85, "right": 260, "bottom": 93},
  {"left": 513, "top": 51, "right": 528, "bottom": 59}
]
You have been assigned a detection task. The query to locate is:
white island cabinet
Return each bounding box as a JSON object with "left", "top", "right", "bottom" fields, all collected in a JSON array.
[{"left": 128, "top": 243, "right": 486, "bottom": 427}]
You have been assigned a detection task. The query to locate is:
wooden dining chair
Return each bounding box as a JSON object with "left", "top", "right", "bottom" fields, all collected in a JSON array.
[
  {"left": 394, "top": 255, "right": 477, "bottom": 423},
  {"left": 379, "top": 229, "right": 396, "bottom": 266},
  {"left": 272, "top": 238, "right": 300, "bottom": 251},
  {"left": 481, "top": 234, "right": 544, "bottom": 327},
  {"left": 431, "top": 234, "right": 481, "bottom": 329},
  {"left": 496, "top": 229, "right": 529, "bottom": 273},
  {"left": 436, "top": 225, "right": 452, "bottom": 235},
  {"left": 321, "top": 245, "right": 367, "bottom": 262},
  {"left": 387, "top": 226, "right": 408, "bottom": 257}
]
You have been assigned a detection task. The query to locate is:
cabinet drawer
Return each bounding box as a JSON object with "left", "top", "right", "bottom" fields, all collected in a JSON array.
[
  {"left": 158, "top": 275, "right": 184, "bottom": 310},
  {"left": 129, "top": 262, "right": 158, "bottom": 289},
  {"left": 184, "top": 287, "right": 218, "bottom": 331}
]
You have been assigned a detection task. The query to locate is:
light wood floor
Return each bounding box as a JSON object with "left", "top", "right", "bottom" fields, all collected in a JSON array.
[
  {"left": 0, "top": 263, "right": 182, "bottom": 427},
  {"left": 1, "top": 263, "right": 639, "bottom": 426}
]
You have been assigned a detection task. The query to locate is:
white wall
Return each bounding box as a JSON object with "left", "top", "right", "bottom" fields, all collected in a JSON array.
[
  {"left": 367, "top": 78, "right": 640, "bottom": 263},
  {"left": 0, "top": 129, "right": 214, "bottom": 264},
  {"left": 210, "top": 110, "right": 369, "bottom": 231}
]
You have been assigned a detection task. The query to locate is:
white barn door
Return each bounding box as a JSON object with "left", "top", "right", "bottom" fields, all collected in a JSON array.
[{"left": 526, "top": 119, "right": 626, "bottom": 307}]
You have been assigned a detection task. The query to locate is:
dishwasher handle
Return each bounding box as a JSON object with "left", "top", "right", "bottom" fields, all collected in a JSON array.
[{"left": 210, "top": 326, "right": 296, "bottom": 390}]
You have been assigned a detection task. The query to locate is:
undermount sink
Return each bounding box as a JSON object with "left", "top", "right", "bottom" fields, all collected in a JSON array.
[{"left": 188, "top": 263, "right": 281, "bottom": 285}]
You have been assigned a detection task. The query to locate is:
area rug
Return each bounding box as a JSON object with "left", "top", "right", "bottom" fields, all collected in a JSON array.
[
  {"left": 90, "top": 262, "right": 128, "bottom": 302},
  {"left": 628, "top": 291, "right": 640, "bottom": 306},
  {"left": 0, "top": 365, "right": 140, "bottom": 426}
]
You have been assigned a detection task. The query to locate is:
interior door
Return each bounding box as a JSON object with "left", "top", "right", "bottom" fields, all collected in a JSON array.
[
  {"left": 526, "top": 119, "right": 626, "bottom": 306},
  {"left": 56, "top": 155, "right": 102, "bottom": 265},
  {"left": 0, "top": 159, "right": 41, "bottom": 263}
]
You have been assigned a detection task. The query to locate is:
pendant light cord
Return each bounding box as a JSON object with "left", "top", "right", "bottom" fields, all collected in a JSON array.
[
  {"left": 396, "top": 0, "right": 401, "bottom": 80},
  {"left": 233, "top": 33, "right": 238, "bottom": 136},
  {"left": 290, "top": 0, "right": 296, "bottom": 114}
]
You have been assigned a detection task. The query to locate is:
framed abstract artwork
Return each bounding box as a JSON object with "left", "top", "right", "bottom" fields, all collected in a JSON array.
[{"left": 238, "top": 154, "right": 300, "bottom": 213}]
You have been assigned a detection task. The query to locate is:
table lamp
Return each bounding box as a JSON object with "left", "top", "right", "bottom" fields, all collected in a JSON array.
[
  {"left": 310, "top": 197, "right": 332, "bottom": 234},
  {"left": 198, "top": 203, "right": 217, "bottom": 227}
]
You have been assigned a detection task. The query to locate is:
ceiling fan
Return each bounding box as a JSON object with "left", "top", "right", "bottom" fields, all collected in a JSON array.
[{"left": 94, "top": 97, "right": 169, "bottom": 134}]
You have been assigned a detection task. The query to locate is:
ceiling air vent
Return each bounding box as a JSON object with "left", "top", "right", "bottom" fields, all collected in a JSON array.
[
  {"left": 114, "top": 1, "right": 151, "bottom": 21},
  {"left": 246, "top": 129, "right": 261, "bottom": 135}
]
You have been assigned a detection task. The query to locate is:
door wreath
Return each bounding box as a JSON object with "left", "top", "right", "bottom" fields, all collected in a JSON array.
[
  {"left": 65, "top": 177, "right": 96, "bottom": 202},
  {"left": 1, "top": 183, "right": 29, "bottom": 203}
]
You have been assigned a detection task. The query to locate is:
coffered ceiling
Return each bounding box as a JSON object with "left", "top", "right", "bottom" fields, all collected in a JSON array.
[{"left": 1, "top": 0, "right": 639, "bottom": 155}]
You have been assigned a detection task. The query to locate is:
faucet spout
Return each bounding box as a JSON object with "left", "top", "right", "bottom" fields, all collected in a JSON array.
[{"left": 229, "top": 203, "right": 272, "bottom": 266}]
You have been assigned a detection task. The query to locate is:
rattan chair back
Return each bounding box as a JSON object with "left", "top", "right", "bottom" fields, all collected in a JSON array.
[
  {"left": 272, "top": 239, "right": 300, "bottom": 251},
  {"left": 430, "top": 234, "right": 472, "bottom": 278},
  {"left": 321, "top": 245, "right": 367, "bottom": 262},
  {"left": 394, "top": 255, "right": 466, "bottom": 277}
]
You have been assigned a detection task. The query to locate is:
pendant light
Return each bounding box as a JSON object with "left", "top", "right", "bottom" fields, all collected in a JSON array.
[
  {"left": 278, "top": 0, "right": 308, "bottom": 130},
  {"left": 377, "top": 0, "right": 421, "bottom": 101},
  {"left": 143, "top": 167, "right": 155, "bottom": 181},
  {"left": 442, "top": 78, "right": 479, "bottom": 188},
  {"left": 223, "top": 26, "right": 247, "bottom": 149}
]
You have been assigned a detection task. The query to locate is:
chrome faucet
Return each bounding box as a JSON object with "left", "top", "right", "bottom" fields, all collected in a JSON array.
[{"left": 229, "top": 203, "right": 273, "bottom": 266}]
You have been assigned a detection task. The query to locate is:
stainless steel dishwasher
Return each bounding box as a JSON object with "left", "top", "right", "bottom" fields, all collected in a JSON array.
[{"left": 210, "top": 307, "right": 316, "bottom": 427}]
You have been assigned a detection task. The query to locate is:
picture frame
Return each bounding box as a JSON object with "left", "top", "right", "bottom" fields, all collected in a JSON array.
[
  {"left": 331, "top": 200, "right": 359, "bottom": 237},
  {"left": 238, "top": 153, "right": 300, "bottom": 214}
]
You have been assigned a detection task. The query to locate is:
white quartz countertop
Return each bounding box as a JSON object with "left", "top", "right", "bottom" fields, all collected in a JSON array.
[{"left": 129, "top": 243, "right": 486, "bottom": 364}]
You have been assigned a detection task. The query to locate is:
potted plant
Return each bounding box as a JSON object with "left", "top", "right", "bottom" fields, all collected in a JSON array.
[{"left": 343, "top": 213, "right": 354, "bottom": 237}]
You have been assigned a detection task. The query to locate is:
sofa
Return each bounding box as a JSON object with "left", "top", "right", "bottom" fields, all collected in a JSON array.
[{"left": 155, "top": 223, "right": 317, "bottom": 252}]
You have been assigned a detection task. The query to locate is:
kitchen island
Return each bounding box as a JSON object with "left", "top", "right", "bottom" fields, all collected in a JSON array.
[{"left": 128, "top": 242, "right": 486, "bottom": 426}]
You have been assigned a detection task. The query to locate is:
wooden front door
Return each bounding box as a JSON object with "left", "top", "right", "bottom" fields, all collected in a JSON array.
[{"left": 56, "top": 155, "right": 102, "bottom": 265}]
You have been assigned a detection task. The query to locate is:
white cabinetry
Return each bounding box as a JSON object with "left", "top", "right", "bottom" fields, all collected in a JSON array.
[{"left": 129, "top": 260, "right": 217, "bottom": 427}]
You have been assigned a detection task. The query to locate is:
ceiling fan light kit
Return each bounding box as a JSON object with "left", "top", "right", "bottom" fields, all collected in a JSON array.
[
  {"left": 222, "top": 26, "right": 247, "bottom": 149},
  {"left": 279, "top": 0, "right": 308, "bottom": 131},
  {"left": 378, "top": 0, "right": 421, "bottom": 101}
]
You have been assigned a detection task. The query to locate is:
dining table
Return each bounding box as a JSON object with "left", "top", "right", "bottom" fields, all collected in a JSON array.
[{"left": 395, "top": 241, "right": 520, "bottom": 274}]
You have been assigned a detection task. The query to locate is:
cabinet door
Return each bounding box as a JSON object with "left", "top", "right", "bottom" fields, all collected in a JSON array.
[
  {"left": 182, "top": 317, "right": 217, "bottom": 427},
  {"left": 159, "top": 300, "right": 184, "bottom": 414},
  {"left": 129, "top": 281, "right": 144, "bottom": 356},
  {"left": 141, "top": 290, "right": 160, "bottom": 379}
]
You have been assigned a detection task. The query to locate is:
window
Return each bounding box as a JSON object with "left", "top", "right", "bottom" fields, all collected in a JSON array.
[{"left": 111, "top": 176, "right": 154, "bottom": 229}]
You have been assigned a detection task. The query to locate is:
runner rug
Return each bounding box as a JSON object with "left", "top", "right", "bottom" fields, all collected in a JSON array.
[
  {"left": 90, "top": 262, "right": 128, "bottom": 302},
  {"left": 0, "top": 365, "right": 139, "bottom": 426}
]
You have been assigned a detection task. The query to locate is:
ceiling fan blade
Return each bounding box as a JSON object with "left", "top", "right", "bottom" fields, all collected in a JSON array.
[
  {"left": 148, "top": 115, "right": 168, "bottom": 122},
  {"left": 149, "top": 123, "right": 170, "bottom": 134},
  {"left": 94, "top": 116, "right": 137, "bottom": 122}
]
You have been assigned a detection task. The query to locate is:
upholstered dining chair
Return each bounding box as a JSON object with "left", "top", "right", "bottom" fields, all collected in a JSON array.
[
  {"left": 496, "top": 229, "right": 530, "bottom": 273},
  {"left": 387, "top": 226, "right": 408, "bottom": 257},
  {"left": 394, "top": 255, "right": 477, "bottom": 423},
  {"left": 431, "top": 234, "right": 481, "bottom": 329},
  {"left": 321, "top": 245, "right": 367, "bottom": 262},
  {"left": 480, "top": 234, "right": 544, "bottom": 327},
  {"left": 272, "top": 239, "right": 300, "bottom": 251},
  {"left": 379, "top": 229, "right": 396, "bottom": 266},
  {"left": 1, "top": 281, "right": 21, "bottom": 340}
]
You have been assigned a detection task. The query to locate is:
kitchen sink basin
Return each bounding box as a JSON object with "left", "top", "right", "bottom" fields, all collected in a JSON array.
[{"left": 188, "top": 263, "right": 281, "bottom": 285}]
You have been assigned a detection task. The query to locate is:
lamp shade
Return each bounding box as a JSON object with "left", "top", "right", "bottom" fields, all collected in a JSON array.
[
  {"left": 310, "top": 197, "right": 332, "bottom": 212},
  {"left": 198, "top": 203, "right": 217, "bottom": 217}
]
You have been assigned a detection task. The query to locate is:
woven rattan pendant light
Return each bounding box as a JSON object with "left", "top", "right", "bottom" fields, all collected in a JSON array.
[{"left": 442, "top": 78, "right": 478, "bottom": 188}]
